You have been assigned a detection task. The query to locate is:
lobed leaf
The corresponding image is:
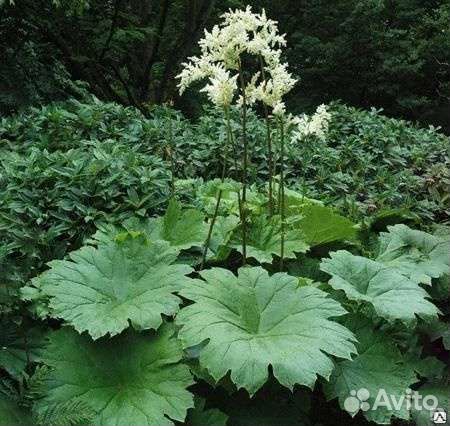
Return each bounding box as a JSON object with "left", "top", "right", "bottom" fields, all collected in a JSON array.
[
  {"left": 324, "top": 316, "right": 420, "bottom": 424},
  {"left": 321, "top": 250, "right": 439, "bottom": 322},
  {"left": 34, "top": 233, "right": 194, "bottom": 339},
  {"left": 176, "top": 266, "right": 356, "bottom": 395},
  {"left": 38, "top": 324, "right": 194, "bottom": 426},
  {"left": 376, "top": 224, "right": 449, "bottom": 285},
  {"left": 142, "top": 199, "right": 208, "bottom": 250},
  {"left": 90, "top": 199, "right": 208, "bottom": 251},
  {"left": 295, "top": 203, "right": 358, "bottom": 246}
]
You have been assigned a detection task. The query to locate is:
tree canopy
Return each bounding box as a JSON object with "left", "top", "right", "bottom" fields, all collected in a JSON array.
[{"left": 1, "top": 0, "right": 449, "bottom": 131}]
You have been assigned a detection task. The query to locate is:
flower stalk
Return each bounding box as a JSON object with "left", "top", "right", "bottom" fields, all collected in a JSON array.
[
  {"left": 278, "top": 115, "right": 285, "bottom": 271},
  {"left": 200, "top": 190, "right": 223, "bottom": 271},
  {"left": 175, "top": 6, "right": 297, "bottom": 269},
  {"left": 226, "top": 108, "right": 243, "bottom": 220},
  {"left": 259, "top": 55, "right": 274, "bottom": 216},
  {"left": 200, "top": 107, "right": 233, "bottom": 270},
  {"left": 238, "top": 61, "right": 248, "bottom": 265},
  {"left": 165, "top": 116, "right": 176, "bottom": 197}
]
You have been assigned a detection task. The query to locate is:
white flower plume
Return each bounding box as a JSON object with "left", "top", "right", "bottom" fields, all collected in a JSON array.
[
  {"left": 291, "top": 104, "right": 332, "bottom": 141},
  {"left": 176, "top": 6, "right": 296, "bottom": 110},
  {"left": 200, "top": 66, "right": 238, "bottom": 107}
]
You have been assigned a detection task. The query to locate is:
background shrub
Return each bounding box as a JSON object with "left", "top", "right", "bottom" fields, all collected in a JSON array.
[
  {"left": 287, "top": 103, "right": 450, "bottom": 222},
  {"left": 0, "top": 138, "right": 170, "bottom": 286}
]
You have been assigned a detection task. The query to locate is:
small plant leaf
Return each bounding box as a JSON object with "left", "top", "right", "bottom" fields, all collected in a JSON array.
[{"left": 144, "top": 199, "right": 209, "bottom": 249}]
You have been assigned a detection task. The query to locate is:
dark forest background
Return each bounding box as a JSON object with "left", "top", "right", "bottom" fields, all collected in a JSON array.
[{"left": 1, "top": 0, "right": 449, "bottom": 131}]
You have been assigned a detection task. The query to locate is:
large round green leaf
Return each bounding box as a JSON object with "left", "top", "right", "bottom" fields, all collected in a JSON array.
[
  {"left": 176, "top": 267, "right": 356, "bottom": 395},
  {"left": 323, "top": 316, "right": 420, "bottom": 424},
  {"left": 321, "top": 250, "right": 439, "bottom": 322},
  {"left": 376, "top": 224, "right": 449, "bottom": 285},
  {"left": 33, "top": 233, "right": 194, "bottom": 339},
  {"left": 38, "top": 324, "right": 194, "bottom": 426}
]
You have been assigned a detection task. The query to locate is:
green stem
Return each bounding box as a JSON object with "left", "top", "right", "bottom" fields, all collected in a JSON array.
[
  {"left": 226, "top": 109, "right": 243, "bottom": 219},
  {"left": 166, "top": 146, "right": 175, "bottom": 197},
  {"left": 22, "top": 331, "right": 30, "bottom": 366},
  {"left": 200, "top": 190, "right": 223, "bottom": 270},
  {"left": 279, "top": 116, "right": 285, "bottom": 271},
  {"left": 166, "top": 117, "right": 175, "bottom": 197},
  {"left": 199, "top": 107, "right": 232, "bottom": 270},
  {"left": 238, "top": 61, "right": 248, "bottom": 265},
  {"left": 259, "top": 55, "right": 274, "bottom": 216}
]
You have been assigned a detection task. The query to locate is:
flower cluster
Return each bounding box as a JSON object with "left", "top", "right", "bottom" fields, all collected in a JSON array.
[
  {"left": 243, "top": 61, "right": 296, "bottom": 115},
  {"left": 290, "top": 104, "right": 332, "bottom": 141},
  {"left": 200, "top": 66, "right": 238, "bottom": 108},
  {"left": 176, "top": 6, "right": 296, "bottom": 111}
]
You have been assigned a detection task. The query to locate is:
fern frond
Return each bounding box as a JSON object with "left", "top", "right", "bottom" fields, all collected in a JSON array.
[
  {"left": 0, "top": 377, "right": 20, "bottom": 401},
  {"left": 22, "top": 365, "right": 49, "bottom": 407},
  {"left": 35, "top": 398, "right": 95, "bottom": 426}
]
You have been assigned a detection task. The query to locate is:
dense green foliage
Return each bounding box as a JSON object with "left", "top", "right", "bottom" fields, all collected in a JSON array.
[
  {"left": 2, "top": 98, "right": 447, "bottom": 234},
  {"left": 166, "top": 103, "right": 449, "bottom": 222},
  {"left": 0, "top": 103, "right": 171, "bottom": 286},
  {"left": 1, "top": 98, "right": 448, "bottom": 327}
]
